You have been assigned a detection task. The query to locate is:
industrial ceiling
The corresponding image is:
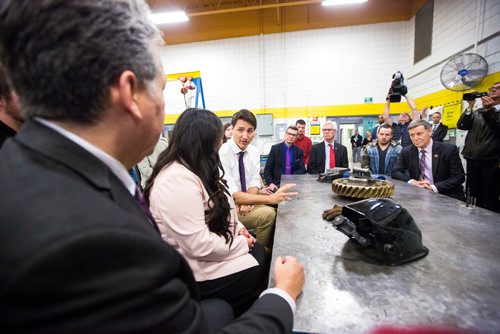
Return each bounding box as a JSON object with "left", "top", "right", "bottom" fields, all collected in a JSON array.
[{"left": 146, "top": 0, "right": 428, "bottom": 45}]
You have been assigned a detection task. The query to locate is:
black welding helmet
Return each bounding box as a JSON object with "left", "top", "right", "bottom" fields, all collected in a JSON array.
[{"left": 332, "top": 198, "right": 429, "bottom": 266}]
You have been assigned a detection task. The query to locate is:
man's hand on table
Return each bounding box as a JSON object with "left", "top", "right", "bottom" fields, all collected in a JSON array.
[
  {"left": 274, "top": 255, "right": 305, "bottom": 300},
  {"left": 409, "top": 179, "right": 433, "bottom": 190},
  {"left": 259, "top": 183, "right": 278, "bottom": 195},
  {"left": 268, "top": 183, "right": 298, "bottom": 204}
]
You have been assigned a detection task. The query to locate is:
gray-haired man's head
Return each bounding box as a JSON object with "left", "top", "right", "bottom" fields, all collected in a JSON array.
[{"left": 0, "top": 0, "right": 163, "bottom": 124}]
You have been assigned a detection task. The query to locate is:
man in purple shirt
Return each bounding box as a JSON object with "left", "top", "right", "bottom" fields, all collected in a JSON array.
[{"left": 264, "top": 125, "right": 306, "bottom": 190}]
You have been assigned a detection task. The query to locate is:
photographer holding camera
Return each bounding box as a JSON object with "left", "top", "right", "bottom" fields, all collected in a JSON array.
[
  {"left": 383, "top": 72, "right": 422, "bottom": 147},
  {"left": 457, "top": 82, "right": 500, "bottom": 213}
]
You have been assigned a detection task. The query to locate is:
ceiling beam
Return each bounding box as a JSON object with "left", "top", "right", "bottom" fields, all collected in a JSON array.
[{"left": 188, "top": 0, "right": 323, "bottom": 17}]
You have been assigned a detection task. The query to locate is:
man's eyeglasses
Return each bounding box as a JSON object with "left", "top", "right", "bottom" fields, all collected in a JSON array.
[
  {"left": 286, "top": 132, "right": 298, "bottom": 137},
  {"left": 489, "top": 86, "right": 500, "bottom": 92},
  {"left": 322, "top": 129, "right": 334, "bottom": 132}
]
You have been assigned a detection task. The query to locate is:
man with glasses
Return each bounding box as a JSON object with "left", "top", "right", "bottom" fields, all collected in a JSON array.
[
  {"left": 264, "top": 125, "right": 306, "bottom": 190},
  {"left": 457, "top": 82, "right": 500, "bottom": 212},
  {"left": 307, "top": 121, "right": 348, "bottom": 174}
]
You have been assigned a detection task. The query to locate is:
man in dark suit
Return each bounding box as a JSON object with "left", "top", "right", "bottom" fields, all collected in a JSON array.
[
  {"left": 392, "top": 119, "right": 465, "bottom": 201},
  {"left": 307, "top": 121, "right": 349, "bottom": 174},
  {"left": 371, "top": 114, "right": 385, "bottom": 137},
  {"left": 264, "top": 125, "right": 306, "bottom": 189},
  {"left": 350, "top": 129, "right": 363, "bottom": 163},
  {"left": 430, "top": 111, "right": 448, "bottom": 142},
  {"left": 0, "top": 0, "right": 305, "bottom": 332}
]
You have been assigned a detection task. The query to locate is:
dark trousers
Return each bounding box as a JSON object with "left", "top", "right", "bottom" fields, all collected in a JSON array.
[
  {"left": 200, "top": 299, "right": 234, "bottom": 331},
  {"left": 466, "top": 158, "right": 500, "bottom": 213},
  {"left": 198, "top": 243, "right": 268, "bottom": 317}
]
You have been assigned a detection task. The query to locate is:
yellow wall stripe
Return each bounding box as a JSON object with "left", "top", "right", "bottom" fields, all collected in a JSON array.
[
  {"left": 166, "top": 71, "right": 201, "bottom": 82},
  {"left": 164, "top": 71, "right": 499, "bottom": 124}
]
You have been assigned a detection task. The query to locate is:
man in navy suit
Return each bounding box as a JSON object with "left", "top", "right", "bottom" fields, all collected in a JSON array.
[
  {"left": 392, "top": 119, "right": 465, "bottom": 201},
  {"left": 371, "top": 114, "right": 385, "bottom": 137},
  {"left": 430, "top": 111, "right": 448, "bottom": 142},
  {"left": 0, "top": 0, "right": 305, "bottom": 332},
  {"left": 264, "top": 125, "right": 306, "bottom": 189},
  {"left": 307, "top": 121, "right": 348, "bottom": 174}
]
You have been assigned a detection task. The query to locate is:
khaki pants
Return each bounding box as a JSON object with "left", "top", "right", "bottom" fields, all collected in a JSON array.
[{"left": 238, "top": 205, "right": 276, "bottom": 249}]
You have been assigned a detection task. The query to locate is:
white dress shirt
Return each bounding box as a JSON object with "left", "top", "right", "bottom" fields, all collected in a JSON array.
[
  {"left": 418, "top": 139, "right": 434, "bottom": 185},
  {"left": 323, "top": 140, "right": 335, "bottom": 173},
  {"left": 219, "top": 137, "right": 261, "bottom": 195},
  {"left": 409, "top": 139, "right": 437, "bottom": 193}
]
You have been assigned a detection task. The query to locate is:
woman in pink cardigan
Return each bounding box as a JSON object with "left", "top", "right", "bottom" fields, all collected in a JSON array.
[{"left": 144, "top": 108, "right": 267, "bottom": 316}]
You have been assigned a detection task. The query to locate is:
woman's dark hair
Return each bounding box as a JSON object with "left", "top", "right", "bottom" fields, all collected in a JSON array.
[
  {"left": 223, "top": 122, "right": 231, "bottom": 143},
  {"left": 144, "top": 108, "right": 234, "bottom": 246}
]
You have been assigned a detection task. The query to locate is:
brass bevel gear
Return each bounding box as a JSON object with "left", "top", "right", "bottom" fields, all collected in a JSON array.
[{"left": 331, "top": 178, "right": 395, "bottom": 199}]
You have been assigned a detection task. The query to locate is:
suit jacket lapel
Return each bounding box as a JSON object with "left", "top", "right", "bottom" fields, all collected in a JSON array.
[
  {"left": 431, "top": 141, "right": 440, "bottom": 178},
  {"left": 16, "top": 121, "right": 149, "bottom": 225},
  {"left": 320, "top": 141, "right": 326, "bottom": 169},
  {"left": 291, "top": 145, "right": 299, "bottom": 169},
  {"left": 410, "top": 146, "right": 420, "bottom": 179},
  {"left": 277, "top": 142, "right": 285, "bottom": 164}
]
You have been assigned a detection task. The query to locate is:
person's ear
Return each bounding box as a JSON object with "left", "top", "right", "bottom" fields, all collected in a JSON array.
[{"left": 117, "top": 70, "right": 143, "bottom": 120}]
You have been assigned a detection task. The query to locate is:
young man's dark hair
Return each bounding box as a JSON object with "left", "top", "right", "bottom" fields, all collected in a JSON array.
[
  {"left": 379, "top": 124, "right": 393, "bottom": 134},
  {"left": 231, "top": 109, "right": 257, "bottom": 129},
  {"left": 296, "top": 119, "right": 306, "bottom": 126}
]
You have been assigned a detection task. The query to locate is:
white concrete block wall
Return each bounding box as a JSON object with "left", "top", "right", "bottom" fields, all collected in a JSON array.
[
  {"left": 161, "top": 21, "right": 410, "bottom": 115},
  {"left": 409, "top": 0, "right": 500, "bottom": 96},
  {"left": 159, "top": 0, "right": 499, "bottom": 154},
  {"left": 161, "top": 0, "right": 499, "bottom": 114}
]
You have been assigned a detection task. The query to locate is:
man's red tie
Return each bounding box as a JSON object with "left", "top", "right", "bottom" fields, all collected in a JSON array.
[{"left": 329, "top": 143, "right": 335, "bottom": 169}]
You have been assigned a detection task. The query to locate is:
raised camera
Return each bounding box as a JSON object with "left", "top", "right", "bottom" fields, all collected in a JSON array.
[
  {"left": 462, "top": 92, "right": 488, "bottom": 100},
  {"left": 388, "top": 71, "right": 408, "bottom": 102}
]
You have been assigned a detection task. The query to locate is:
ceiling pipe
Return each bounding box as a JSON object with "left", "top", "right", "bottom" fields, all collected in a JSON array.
[{"left": 188, "top": 0, "right": 323, "bottom": 17}]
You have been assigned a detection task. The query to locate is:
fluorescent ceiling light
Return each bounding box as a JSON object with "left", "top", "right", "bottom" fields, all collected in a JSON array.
[
  {"left": 322, "top": 0, "right": 368, "bottom": 6},
  {"left": 150, "top": 11, "right": 189, "bottom": 25}
]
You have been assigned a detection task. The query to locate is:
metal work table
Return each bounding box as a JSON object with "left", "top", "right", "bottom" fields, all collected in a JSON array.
[{"left": 270, "top": 174, "right": 500, "bottom": 334}]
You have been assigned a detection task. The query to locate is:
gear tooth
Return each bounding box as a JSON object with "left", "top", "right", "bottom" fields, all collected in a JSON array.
[{"left": 331, "top": 179, "right": 395, "bottom": 199}]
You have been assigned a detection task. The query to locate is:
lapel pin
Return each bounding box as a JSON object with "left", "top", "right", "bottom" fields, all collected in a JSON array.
[{"left": 434, "top": 154, "right": 438, "bottom": 158}]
